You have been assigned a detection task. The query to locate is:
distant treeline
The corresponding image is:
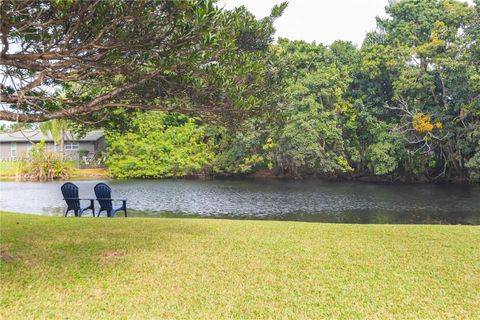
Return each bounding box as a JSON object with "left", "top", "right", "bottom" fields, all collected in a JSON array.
[{"left": 101, "top": 0, "right": 479, "bottom": 182}]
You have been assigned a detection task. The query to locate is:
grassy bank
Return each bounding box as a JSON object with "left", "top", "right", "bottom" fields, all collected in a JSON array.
[
  {"left": 0, "top": 162, "right": 20, "bottom": 179},
  {"left": 1, "top": 212, "right": 479, "bottom": 319},
  {"left": 0, "top": 161, "right": 107, "bottom": 180}
]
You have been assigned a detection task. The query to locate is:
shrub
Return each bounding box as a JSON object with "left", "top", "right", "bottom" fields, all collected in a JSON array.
[
  {"left": 105, "top": 113, "right": 215, "bottom": 179},
  {"left": 17, "top": 141, "right": 70, "bottom": 181}
]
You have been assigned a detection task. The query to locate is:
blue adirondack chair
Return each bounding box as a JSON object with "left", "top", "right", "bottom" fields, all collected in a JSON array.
[
  {"left": 94, "top": 183, "right": 127, "bottom": 218},
  {"left": 61, "top": 182, "right": 95, "bottom": 217}
]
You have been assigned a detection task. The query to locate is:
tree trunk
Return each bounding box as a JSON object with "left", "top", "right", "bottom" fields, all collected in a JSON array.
[{"left": 60, "top": 127, "right": 65, "bottom": 160}]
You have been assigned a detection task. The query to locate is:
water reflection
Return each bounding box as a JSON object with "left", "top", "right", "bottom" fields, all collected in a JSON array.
[{"left": 0, "top": 179, "right": 479, "bottom": 225}]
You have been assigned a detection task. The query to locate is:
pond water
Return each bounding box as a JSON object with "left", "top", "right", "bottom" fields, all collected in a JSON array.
[{"left": 0, "top": 179, "right": 479, "bottom": 225}]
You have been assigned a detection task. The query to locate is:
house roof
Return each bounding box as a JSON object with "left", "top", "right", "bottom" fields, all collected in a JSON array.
[{"left": 0, "top": 130, "right": 104, "bottom": 142}]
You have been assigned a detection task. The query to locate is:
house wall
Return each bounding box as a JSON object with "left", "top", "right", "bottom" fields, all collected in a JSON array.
[
  {"left": 0, "top": 142, "right": 16, "bottom": 160},
  {"left": 0, "top": 142, "right": 12, "bottom": 159},
  {"left": 0, "top": 142, "right": 56, "bottom": 161},
  {"left": 62, "top": 141, "right": 96, "bottom": 160},
  {"left": 0, "top": 141, "right": 98, "bottom": 161}
]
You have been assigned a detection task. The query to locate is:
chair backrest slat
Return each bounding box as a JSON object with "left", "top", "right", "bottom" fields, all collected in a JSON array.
[
  {"left": 61, "top": 182, "right": 80, "bottom": 210},
  {"left": 94, "top": 183, "right": 112, "bottom": 211}
]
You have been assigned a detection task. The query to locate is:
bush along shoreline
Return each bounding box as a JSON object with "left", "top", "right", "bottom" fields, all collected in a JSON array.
[{"left": 16, "top": 141, "right": 70, "bottom": 181}]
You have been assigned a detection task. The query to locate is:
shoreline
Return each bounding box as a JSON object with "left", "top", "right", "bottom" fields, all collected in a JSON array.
[
  {"left": 0, "top": 163, "right": 477, "bottom": 185},
  {"left": 0, "top": 173, "right": 478, "bottom": 185}
]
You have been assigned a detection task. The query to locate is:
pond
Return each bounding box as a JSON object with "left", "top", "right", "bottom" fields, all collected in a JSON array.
[{"left": 0, "top": 179, "right": 479, "bottom": 225}]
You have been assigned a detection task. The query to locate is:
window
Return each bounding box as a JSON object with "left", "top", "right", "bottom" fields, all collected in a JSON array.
[
  {"left": 10, "top": 142, "right": 16, "bottom": 159},
  {"left": 64, "top": 141, "right": 79, "bottom": 150}
]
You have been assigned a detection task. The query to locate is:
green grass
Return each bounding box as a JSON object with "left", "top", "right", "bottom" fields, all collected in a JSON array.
[
  {"left": 0, "top": 162, "right": 19, "bottom": 178},
  {"left": 1, "top": 211, "right": 479, "bottom": 319}
]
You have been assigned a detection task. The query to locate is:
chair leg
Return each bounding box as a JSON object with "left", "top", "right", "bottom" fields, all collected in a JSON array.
[
  {"left": 65, "top": 209, "right": 69, "bottom": 217},
  {"left": 89, "top": 200, "right": 95, "bottom": 217},
  {"left": 86, "top": 206, "right": 94, "bottom": 217},
  {"left": 74, "top": 209, "right": 79, "bottom": 217},
  {"left": 124, "top": 208, "right": 127, "bottom": 217}
]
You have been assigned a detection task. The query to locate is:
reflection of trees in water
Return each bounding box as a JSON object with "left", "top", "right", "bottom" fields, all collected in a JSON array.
[
  {"left": 32, "top": 206, "right": 480, "bottom": 225},
  {"left": 361, "top": 210, "right": 476, "bottom": 225},
  {"left": 268, "top": 210, "right": 477, "bottom": 225}
]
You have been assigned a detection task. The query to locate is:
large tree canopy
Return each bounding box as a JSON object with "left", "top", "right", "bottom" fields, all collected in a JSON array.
[
  {"left": 2, "top": 0, "right": 479, "bottom": 182},
  {"left": 0, "top": 0, "right": 286, "bottom": 123}
]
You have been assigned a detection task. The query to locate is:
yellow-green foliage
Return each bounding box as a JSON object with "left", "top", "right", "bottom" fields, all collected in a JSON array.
[
  {"left": 1, "top": 212, "right": 479, "bottom": 318},
  {"left": 17, "top": 141, "right": 69, "bottom": 181},
  {"left": 412, "top": 113, "right": 442, "bottom": 133},
  {"left": 106, "top": 113, "right": 215, "bottom": 178}
]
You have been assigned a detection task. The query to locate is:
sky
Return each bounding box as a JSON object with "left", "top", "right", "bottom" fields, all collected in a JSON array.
[{"left": 219, "top": 0, "right": 475, "bottom": 46}]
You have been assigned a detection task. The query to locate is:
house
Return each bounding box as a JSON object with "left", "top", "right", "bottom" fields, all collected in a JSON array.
[{"left": 0, "top": 130, "right": 105, "bottom": 161}]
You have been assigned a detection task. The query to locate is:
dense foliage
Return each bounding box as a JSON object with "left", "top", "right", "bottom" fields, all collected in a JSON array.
[
  {"left": 3, "top": 0, "right": 478, "bottom": 182},
  {"left": 105, "top": 0, "right": 479, "bottom": 182},
  {"left": 105, "top": 113, "right": 215, "bottom": 178},
  {"left": 0, "top": 0, "right": 286, "bottom": 125}
]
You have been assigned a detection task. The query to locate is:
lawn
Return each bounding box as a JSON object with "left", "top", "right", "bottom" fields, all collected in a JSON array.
[
  {"left": 1, "top": 211, "right": 479, "bottom": 319},
  {"left": 0, "top": 162, "right": 19, "bottom": 179}
]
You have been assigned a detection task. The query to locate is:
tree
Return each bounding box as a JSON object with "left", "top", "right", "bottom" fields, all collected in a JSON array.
[
  {"left": 0, "top": 0, "right": 286, "bottom": 125},
  {"left": 105, "top": 112, "right": 215, "bottom": 178},
  {"left": 0, "top": 122, "right": 33, "bottom": 133},
  {"left": 39, "top": 120, "right": 68, "bottom": 156},
  {"left": 374, "top": 0, "right": 479, "bottom": 180}
]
